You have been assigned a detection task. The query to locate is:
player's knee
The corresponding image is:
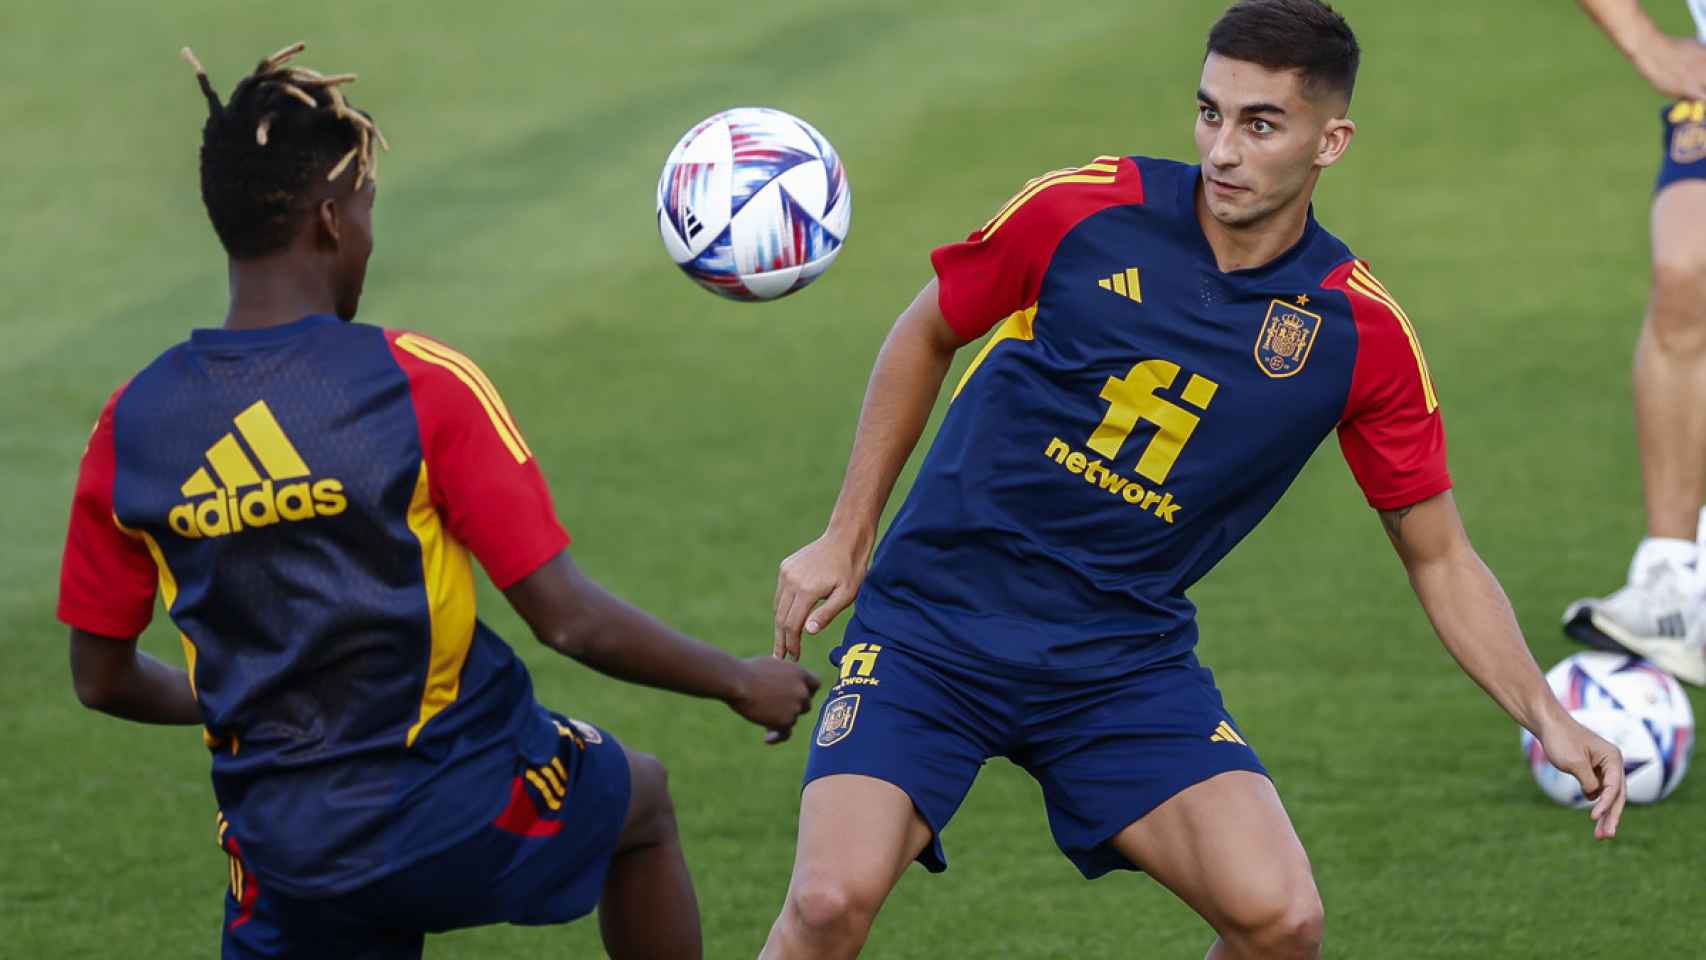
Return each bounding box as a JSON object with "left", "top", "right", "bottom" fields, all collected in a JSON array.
[
  {"left": 1267, "top": 893, "right": 1325, "bottom": 958},
  {"left": 1224, "top": 884, "right": 1324, "bottom": 959},
  {"left": 1648, "top": 257, "right": 1706, "bottom": 353},
  {"left": 784, "top": 874, "right": 877, "bottom": 941},
  {"left": 620, "top": 749, "right": 678, "bottom": 846}
]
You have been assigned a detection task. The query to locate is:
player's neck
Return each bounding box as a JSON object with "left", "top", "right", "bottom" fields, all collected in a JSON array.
[
  {"left": 224, "top": 257, "right": 341, "bottom": 331},
  {"left": 1194, "top": 186, "right": 1313, "bottom": 274}
]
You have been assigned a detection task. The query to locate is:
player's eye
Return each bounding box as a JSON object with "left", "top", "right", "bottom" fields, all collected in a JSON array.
[
  {"left": 1199, "top": 106, "right": 1220, "bottom": 123},
  {"left": 1250, "top": 118, "right": 1276, "bottom": 135}
]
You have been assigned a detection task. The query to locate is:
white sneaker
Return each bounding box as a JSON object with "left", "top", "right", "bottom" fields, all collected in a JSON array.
[{"left": 1562, "top": 557, "right": 1706, "bottom": 686}]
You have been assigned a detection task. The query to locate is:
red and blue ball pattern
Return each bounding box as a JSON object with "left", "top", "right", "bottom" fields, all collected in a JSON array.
[{"left": 657, "top": 107, "right": 852, "bottom": 302}]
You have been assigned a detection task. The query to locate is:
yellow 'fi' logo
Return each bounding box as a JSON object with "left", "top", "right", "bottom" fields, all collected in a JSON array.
[{"left": 168, "top": 401, "right": 346, "bottom": 539}]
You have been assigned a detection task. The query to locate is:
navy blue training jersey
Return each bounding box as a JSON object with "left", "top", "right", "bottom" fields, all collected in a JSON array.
[
  {"left": 852, "top": 157, "right": 1450, "bottom": 679},
  {"left": 59, "top": 316, "right": 571, "bottom": 896}
]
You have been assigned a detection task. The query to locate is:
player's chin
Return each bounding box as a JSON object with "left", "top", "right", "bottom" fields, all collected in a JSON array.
[{"left": 1205, "top": 197, "right": 1265, "bottom": 229}]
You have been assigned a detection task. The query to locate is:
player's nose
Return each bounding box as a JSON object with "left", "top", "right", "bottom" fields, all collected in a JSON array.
[{"left": 1206, "top": 126, "right": 1240, "bottom": 169}]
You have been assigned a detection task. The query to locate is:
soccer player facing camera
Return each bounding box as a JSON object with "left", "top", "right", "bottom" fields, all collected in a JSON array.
[
  {"left": 765, "top": 3, "right": 1625, "bottom": 958},
  {"left": 56, "top": 43, "right": 817, "bottom": 959}
]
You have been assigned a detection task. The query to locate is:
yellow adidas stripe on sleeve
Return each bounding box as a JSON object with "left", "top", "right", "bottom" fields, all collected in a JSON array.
[
  {"left": 395, "top": 334, "right": 534, "bottom": 464},
  {"left": 978, "top": 157, "right": 1121, "bottom": 239},
  {"left": 1347, "top": 264, "right": 1438, "bottom": 413}
]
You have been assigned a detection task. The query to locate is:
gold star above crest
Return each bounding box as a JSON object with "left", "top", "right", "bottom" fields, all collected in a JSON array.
[{"left": 1296, "top": 295, "right": 1310, "bottom": 306}]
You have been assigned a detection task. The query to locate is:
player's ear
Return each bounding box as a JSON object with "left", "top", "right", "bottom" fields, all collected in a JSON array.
[
  {"left": 1315, "top": 116, "right": 1355, "bottom": 170},
  {"left": 316, "top": 197, "right": 343, "bottom": 251}
]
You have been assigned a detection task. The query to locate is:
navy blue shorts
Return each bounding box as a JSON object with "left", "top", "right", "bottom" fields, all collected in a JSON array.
[
  {"left": 1658, "top": 100, "right": 1706, "bottom": 194},
  {"left": 803, "top": 628, "right": 1266, "bottom": 879},
  {"left": 219, "top": 714, "right": 631, "bottom": 960}
]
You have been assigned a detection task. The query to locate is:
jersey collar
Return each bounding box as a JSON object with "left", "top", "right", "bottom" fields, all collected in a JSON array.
[{"left": 191, "top": 313, "right": 344, "bottom": 348}]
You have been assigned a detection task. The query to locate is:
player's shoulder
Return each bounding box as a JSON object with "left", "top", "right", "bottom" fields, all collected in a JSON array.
[
  {"left": 115, "top": 339, "right": 203, "bottom": 416},
  {"left": 82, "top": 377, "right": 139, "bottom": 443},
  {"left": 384, "top": 327, "right": 514, "bottom": 411},
  {"left": 1319, "top": 256, "right": 1416, "bottom": 335},
  {"left": 384, "top": 328, "right": 495, "bottom": 384},
  {"left": 971, "top": 154, "right": 1147, "bottom": 244},
  {"left": 1320, "top": 256, "right": 1441, "bottom": 409}
]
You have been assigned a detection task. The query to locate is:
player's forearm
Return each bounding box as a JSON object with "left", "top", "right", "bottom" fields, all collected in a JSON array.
[
  {"left": 548, "top": 579, "right": 745, "bottom": 702},
  {"left": 72, "top": 645, "right": 202, "bottom": 725},
  {"left": 1406, "top": 549, "right": 1568, "bottom": 735},
  {"left": 1579, "top": 0, "right": 1668, "bottom": 66},
  {"left": 824, "top": 309, "right": 956, "bottom": 550}
]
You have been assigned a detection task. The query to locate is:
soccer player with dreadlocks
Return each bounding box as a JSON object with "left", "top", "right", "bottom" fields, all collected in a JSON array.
[{"left": 56, "top": 42, "right": 819, "bottom": 958}]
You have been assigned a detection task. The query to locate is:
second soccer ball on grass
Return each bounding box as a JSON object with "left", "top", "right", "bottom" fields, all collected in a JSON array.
[{"left": 1522, "top": 652, "right": 1694, "bottom": 806}]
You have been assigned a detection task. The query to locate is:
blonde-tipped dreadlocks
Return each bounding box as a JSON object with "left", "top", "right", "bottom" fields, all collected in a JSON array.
[{"left": 182, "top": 42, "right": 389, "bottom": 259}]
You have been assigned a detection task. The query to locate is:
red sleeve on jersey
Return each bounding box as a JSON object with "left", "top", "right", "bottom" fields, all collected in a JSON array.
[
  {"left": 929, "top": 156, "right": 1145, "bottom": 340},
  {"left": 1324, "top": 260, "right": 1452, "bottom": 510},
  {"left": 58, "top": 384, "right": 159, "bottom": 638},
  {"left": 387, "top": 331, "right": 570, "bottom": 589}
]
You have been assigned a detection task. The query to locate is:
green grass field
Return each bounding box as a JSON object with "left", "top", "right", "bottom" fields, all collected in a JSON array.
[{"left": 5, "top": 0, "right": 1704, "bottom": 955}]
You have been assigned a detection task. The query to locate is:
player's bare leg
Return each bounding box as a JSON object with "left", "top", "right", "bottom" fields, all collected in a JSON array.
[
  {"left": 1109, "top": 771, "right": 1323, "bottom": 960},
  {"left": 1635, "top": 181, "right": 1706, "bottom": 543},
  {"left": 759, "top": 774, "right": 933, "bottom": 960},
  {"left": 598, "top": 747, "right": 702, "bottom": 959},
  {"left": 1566, "top": 181, "right": 1706, "bottom": 684}
]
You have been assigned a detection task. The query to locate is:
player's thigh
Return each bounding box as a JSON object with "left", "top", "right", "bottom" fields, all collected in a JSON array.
[
  {"left": 802, "top": 635, "right": 1002, "bottom": 873},
  {"left": 783, "top": 774, "right": 935, "bottom": 917},
  {"left": 484, "top": 713, "right": 634, "bottom": 924},
  {"left": 1013, "top": 651, "right": 1267, "bottom": 880},
  {"left": 368, "top": 714, "right": 634, "bottom": 930},
  {"left": 612, "top": 738, "right": 673, "bottom": 853},
  {"left": 1108, "top": 770, "right": 1319, "bottom": 936},
  {"left": 1652, "top": 180, "right": 1706, "bottom": 288},
  {"left": 1651, "top": 102, "right": 1706, "bottom": 310}
]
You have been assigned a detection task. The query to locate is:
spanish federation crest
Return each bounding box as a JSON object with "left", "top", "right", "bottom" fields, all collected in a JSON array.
[
  {"left": 1254, "top": 299, "right": 1323, "bottom": 379},
  {"left": 1673, "top": 120, "right": 1706, "bottom": 165},
  {"left": 815, "top": 694, "right": 861, "bottom": 747}
]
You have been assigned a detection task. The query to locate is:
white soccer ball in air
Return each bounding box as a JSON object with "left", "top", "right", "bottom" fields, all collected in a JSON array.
[
  {"left": 1521, "top": 652, "right": 1694, "bottom": 806},
  {"left": 656, "top": 107, "right": 852, "bottom": 301}
]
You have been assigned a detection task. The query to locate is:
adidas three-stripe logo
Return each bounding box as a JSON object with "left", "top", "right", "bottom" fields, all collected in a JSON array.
[
  {"left": 1209, "top": 720, "right": 1248, "bottom": 746},
  {"left": 1097, "top": 267, "right": 1142, "bottom": 303},
  {"left": 525, "top": 757, "right": 571, "bottom": 811},
  {"left": 167, "top": 400, "right": 347, "bottom": 539},
  {"left": 180, "top": 400, "right": 309, "bottom": 497}
]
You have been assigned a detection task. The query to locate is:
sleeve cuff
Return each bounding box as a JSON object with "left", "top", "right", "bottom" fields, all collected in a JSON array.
[
  {"left": 1364, "top": 474, "right": 1453, "bottom": 512},
  {"left": 928, "top": 245, "right": 985, "bottom": 341},
  {"left": 484, "top": 528, "right": 572, "bottom": 590},
  {"left": 57, "top": 601, "right": 150, "bottom": 640}
]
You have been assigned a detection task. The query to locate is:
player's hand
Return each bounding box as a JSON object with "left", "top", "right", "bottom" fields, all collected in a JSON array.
[
  {"left": 1636, "top": 34, "right": 1706, "bottom": 101},
  {"left": 1536, "top": 715, "right": 1627, "bottom": 840},
  {"left": 774, "top": 531, "right": 870, "bottom": 661},
  {"left": 729, "top": 655, "right": 822, "bottom": 744}
]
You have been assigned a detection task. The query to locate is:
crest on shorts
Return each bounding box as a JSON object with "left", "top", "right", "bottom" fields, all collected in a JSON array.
[
  {"left": 555, "top": 718, "right": 603, "bottom": 746},
  {"left": 1254, "top": 299, "right": 1323, "bottom": 379},
  {"left": 570, "top": 718, "right": 604, "bottom": 745},
  {"left": 1673, "top": 121, "right": 1706, "bottom": 165},
  {"left": 815, "top": 694, "right": 861, "bottom": 747}
]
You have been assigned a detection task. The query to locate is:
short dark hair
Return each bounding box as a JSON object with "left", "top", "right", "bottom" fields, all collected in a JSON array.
[
  {"left": 181, "top": 43, "right": 388, "bottom": 260},
  {"left": 1207, "top": 0, "right": 1361, "bottom": 106}
]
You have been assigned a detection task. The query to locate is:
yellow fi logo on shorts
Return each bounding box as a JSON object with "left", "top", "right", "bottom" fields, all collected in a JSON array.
[
  {"left": 835, "top": 643, "right": 882, "bottom": 691},
  {"left": 168, "top": 401, "right": 346, "bottom": 539}
]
